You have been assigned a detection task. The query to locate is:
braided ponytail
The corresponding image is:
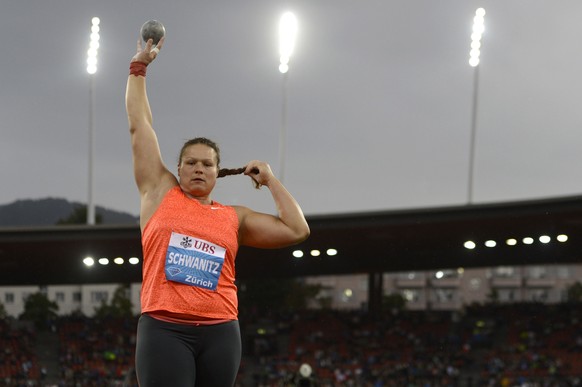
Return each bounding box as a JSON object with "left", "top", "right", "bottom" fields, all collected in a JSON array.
[
  {"left": 217, "top": 167, "right": 245, "bottom": 178},
  {"left": 218, "top": 167, "right": 261, "bottom": 189}
]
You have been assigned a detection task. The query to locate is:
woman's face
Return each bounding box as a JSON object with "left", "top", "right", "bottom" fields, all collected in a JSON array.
[{"left": 177, "top": 144, "right": 219, "bottom": 198}]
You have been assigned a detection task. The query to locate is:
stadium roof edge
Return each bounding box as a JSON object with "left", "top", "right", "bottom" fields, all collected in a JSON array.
[{"left": 1, "top": 194, "right": 582, "bottom": 285}]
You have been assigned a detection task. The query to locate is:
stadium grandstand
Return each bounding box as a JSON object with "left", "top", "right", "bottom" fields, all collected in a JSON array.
[{"left": 1, "top": 195, "right": 582, "bottom": 386}]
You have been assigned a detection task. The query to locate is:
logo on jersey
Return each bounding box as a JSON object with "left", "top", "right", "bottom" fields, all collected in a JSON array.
[{"left": 165, "top": 232, "right": 226, "bottom": 291}]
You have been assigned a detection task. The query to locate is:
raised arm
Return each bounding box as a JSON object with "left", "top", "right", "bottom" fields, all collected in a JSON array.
[
  {"left": 235, "top": 161, "right": 310, "bottom": 248},
  {"left": 125, "top": 37, "right": 176, "bottom": 225}
]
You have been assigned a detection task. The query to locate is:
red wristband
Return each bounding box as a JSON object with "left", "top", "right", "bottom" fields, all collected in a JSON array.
[{"left": 129, "top": 61, "right": 147, "bottom": 77}]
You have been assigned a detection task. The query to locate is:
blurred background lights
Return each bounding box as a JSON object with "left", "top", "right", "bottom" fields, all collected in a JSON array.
[
  {"left": 98, "top": 258, "right": 109, "bottom": 265},
  {"left": 326, "top": 248, "right": 337, "bottom": 256},
  {"left": 435, "top": 271, "right": 444, "bottom": 279},
  {"left": 310, "top": 250, "right": 321, "bottom": 257},
  {"left": 485, "top": 240, "right": 496, "bottom": 248},
  {"left": 292, "top": 250, "right": 304, "bottom": 258},
  {"left": 462, "top": 233, "right": 568, "bottom": 250},
  {"left": 129, "top": 257, "right": 140, "bottom": 265},
  {"left": 114, "top": 257, "right": 124, "bottom": 265},
  {"left": 557, "top": 234, "right": 568, "bottom": 242},
  {"left": 83, "top": 257, "right": 94, "bottom": 266}
]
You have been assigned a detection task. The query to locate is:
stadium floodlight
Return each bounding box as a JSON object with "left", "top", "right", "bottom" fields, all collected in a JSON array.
[
  {"left": 292, "top": 250, "right": 304, "bottom": 258},
  {"left": 86, "top": 16, "right": 100, "bottom": 225},
  {"left": 466, "top": 8, "right": 485, "bottom": 204},
  {"left": 279, "top": 12, "right": 297, "bottom": 74},
  {"left": 86, "top": 17, "right": 100, "bottom": 75},
  {"left": 277, "top": 11, "right": 298, "bottom": 184},
  {"left": 469, "top": 8, "right": 485, "bottom": 67}
]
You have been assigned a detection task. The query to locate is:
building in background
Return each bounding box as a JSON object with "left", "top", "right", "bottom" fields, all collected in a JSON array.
[
  {"left": 0, "top": 264, "right": 580, "bottom": 318},
  {"left": 305, "top": 263, "right": 582, "bottom": 310},
  {"left": 0, "top": 283, "right": 142, "bottom": 318}
]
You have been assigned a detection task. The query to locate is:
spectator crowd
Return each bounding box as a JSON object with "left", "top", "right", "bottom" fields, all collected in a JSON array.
[{"left": 1, "top": 302, "right": 582, "bottom": 386}]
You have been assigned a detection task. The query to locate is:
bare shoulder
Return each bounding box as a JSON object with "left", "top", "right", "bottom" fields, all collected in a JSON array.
[
  {"left": 139, "top": 173, "right": 178, "bottom": 228},
  {"left": 232, "top": 205, "right": 252, "bottom": 222}
]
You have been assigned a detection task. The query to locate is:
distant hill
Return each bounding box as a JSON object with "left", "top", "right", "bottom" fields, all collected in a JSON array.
[{"left": 0, "top": 198, "right": 139, "bottom": 227}]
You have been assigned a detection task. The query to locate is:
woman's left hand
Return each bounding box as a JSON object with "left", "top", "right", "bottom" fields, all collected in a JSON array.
[{"left": 244, "top": 160, "right": 275, "bottom": 188}]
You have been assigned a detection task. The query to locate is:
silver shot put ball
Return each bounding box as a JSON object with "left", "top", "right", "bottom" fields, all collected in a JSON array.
[{"left": 140, "top": 20, "right": 165, "bottom": 45}]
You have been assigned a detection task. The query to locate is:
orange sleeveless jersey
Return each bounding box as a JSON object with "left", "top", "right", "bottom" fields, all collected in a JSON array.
[{"left": 140, "top": 186, "right": 240, "bottom": 320}]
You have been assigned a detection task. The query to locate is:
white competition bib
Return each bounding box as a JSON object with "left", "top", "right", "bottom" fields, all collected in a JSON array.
[{"left": 164, "top": 231, "right": 226, "bottom": 291}]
